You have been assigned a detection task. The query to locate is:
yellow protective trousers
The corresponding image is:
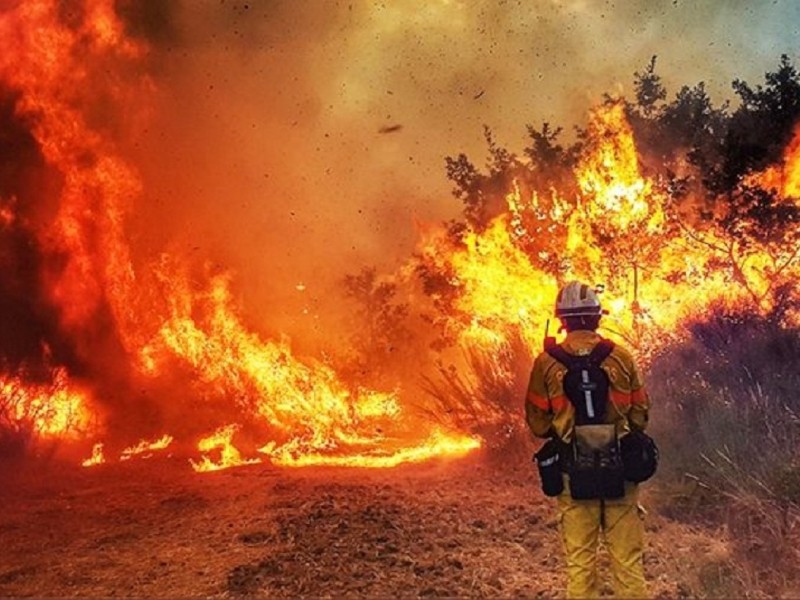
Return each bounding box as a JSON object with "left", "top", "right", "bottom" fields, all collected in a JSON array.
[{"left": 558, "top": 484, "right": 647, "bottom": 599}]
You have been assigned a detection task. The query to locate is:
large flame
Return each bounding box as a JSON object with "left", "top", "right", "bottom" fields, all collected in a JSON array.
[
  {"left": 746, "top": 124, "right": 800, "bottom": 200},
  {"left": 418, "top": 101, "right": 797, "bottom": 364},
  {"left": 0, "top": 0, "right": 478, "bottom": 468},
  {"left": 576, "top": 102, "right": 665, "bottom": 235},
  {"left": 1, "top": 2, "right": 797, "bottom": 470}
]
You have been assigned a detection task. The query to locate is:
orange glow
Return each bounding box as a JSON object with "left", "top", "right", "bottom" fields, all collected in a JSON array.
[
  {"left": 0, "top": 198, "right": 15, "bottom": 228},
  {"left": 1, "top": 368, "right": 93, "bottom": 439},
  {"left": 82, "top": 442, "right": 106, "bottom": 467},
  {"left": 120, "top": 435, "right": 174, "bottom": 461},
  {"left": 190, "top": 425, "right": 261, "bottom": 473}
]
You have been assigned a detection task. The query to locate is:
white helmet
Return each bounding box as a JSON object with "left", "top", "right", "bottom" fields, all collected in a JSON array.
[{"left": 555, "top": 281, "right": 603, "bottom": 318}]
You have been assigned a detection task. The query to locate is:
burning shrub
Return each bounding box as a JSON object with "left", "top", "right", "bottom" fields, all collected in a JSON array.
[
  {"left": 420, "top": 328, "right": 533, "bottom": 456},
  {"left": 0, "top": 367, "right": 94, "bottom": 457}
]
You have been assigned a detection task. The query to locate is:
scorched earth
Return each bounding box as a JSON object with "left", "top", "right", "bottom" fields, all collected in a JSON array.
[{"left": 1, "top": 453, "right": 722, "bottom": 598}]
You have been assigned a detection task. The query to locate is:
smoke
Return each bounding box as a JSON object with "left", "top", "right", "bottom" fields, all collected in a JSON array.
[
  {"left": 1, "top": 0, "right": 797, "bottom": 406},
  {"left": 0, "top": 90, "right": 72, "bottom": 373},
  {"left": 114, "top": 1, "right": 800, "bottom": 339}
]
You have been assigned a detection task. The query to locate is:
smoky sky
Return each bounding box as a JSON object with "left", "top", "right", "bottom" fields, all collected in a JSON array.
[{"left": 117, "top": 0, "right": 799, "bottom": 346}]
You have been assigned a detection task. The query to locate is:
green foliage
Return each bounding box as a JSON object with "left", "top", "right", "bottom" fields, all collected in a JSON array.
[
  {"left": 661, "top": 82, "right": 729, "bottom": 173},
  {"left": 720, "top": 54, "right": 800, "bottom": 189}
]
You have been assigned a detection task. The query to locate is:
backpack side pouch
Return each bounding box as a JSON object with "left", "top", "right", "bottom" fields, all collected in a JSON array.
[
  {"left": 534, "top": 438, "right": 565, "bottom": 497},
  {"left": 621, "top": 429, "right": 659, "bottom": 483}
]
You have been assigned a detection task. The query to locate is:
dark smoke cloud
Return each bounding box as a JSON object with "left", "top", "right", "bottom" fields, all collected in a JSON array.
[
  {"left": 115, "top": 0, "right": 798, "bottom": 352},
  {"left": 115, "top": 0, "right": 179, "bottom": 46},
  {"left": 0, "top": 90, "right": 83, "bottom": 374}
]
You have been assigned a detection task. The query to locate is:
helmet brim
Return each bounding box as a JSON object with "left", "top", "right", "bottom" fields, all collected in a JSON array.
[{"left": 555, "top": 307, "right": 603, "bottom": 317}]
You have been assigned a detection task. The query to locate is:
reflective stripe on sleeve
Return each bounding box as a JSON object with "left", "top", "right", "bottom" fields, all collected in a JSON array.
[
  {"left": 630, "top": 387, "right": 647, "bottom": 406},
  {"left": 610, "top": 389, "right": 632, "bottom": 407},
  {"left": 550, "top": 395, "right": 568, "bottom": 412},
  {"left": 527, "top": 391, "right": 549, "bottom": 411},
  {"left": 527, "top": 392, "right": 569, "bottom": 412}
]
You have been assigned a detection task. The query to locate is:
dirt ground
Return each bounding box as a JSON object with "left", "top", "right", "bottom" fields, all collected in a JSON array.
[{"left": 0, "top": 452, "right": 737, "bottom": 598}]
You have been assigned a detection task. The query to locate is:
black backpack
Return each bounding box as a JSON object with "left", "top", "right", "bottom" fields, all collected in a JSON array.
[
  {"left": 546, "top": 340, "right": 615, "bottom": 426},
  {"left": 547, "top": 340, "right": 626, "bottom": 500}
]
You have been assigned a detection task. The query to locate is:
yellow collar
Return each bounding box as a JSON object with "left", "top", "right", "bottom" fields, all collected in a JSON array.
[{"left": 561, "top": 330, "right": 601, "bottom": 354}]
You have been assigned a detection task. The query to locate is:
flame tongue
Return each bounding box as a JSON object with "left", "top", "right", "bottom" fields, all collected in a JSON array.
[
  {"left": 576, "top": 102, "right": 665, "bottom": 235},
  {"left": 261, "top": 428, "right": 482, "bottom": 468},
  {"left": 3, "top": 2, "right": 797, "bottom": 471},
  {"left": 746, "top": 124, "right": 800, "bottom": 200},
  {"left": 0, "top": 0, "right": 480, "bottom": 468},
  {"left": 423, "top": 99, "right": 797, "bottom": 364},
  {"left": 120, "top": 435, "right": 173, "bottom": 461}
]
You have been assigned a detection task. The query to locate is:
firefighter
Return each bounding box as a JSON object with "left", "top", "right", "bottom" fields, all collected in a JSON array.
[{"left": 526, "top": 281, "right": 650, "bottom": 599}]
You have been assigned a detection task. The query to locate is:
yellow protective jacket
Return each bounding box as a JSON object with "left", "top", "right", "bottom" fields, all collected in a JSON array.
[{"left": 525, "top": 330, "right": 649, "bottom": 443}]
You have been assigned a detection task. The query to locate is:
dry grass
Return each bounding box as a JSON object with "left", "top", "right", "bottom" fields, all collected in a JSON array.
[
  {"left": 0, "top": 453, "right": 743, "bottom": 599},
  {"left": 419, "top": 329, "right": 533, "bottom": 455},
  {"left": 648, "top": 309, "right": 800, "bottom": 596}
]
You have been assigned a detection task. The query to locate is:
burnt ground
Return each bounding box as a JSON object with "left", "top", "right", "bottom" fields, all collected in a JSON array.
[{"left": 0, "top": 453, "right": 749, "bottom": 598}]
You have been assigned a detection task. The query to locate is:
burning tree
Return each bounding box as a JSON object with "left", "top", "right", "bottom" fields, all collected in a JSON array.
[
  {"left": 409, "top": 56, "right": 800, "bottom": 442},
  {"left": 0, "top": 1, "right": 798, "bottom": 470}
]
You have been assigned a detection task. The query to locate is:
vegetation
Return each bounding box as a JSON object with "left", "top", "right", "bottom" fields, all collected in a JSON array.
[
  {"left": 649, "top": 304, "right": 800, "bottom": 595},
  {"left": 445, "top": 54, "right": 800, "bottom": 228},
  {"left": 411, "top": 54, "right": 800, "bottom": 595}
]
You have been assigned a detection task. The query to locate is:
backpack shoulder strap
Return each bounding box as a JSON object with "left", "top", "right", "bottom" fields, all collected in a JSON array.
[
  {"left": 546, "top": 339, "right": 615, "bottom": 368},
  {"left": 589, "top": 339, "right": 615, "bottom": 365},
  {"left": 545, "top": 344, "right": 578, "bottom": 369}
]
